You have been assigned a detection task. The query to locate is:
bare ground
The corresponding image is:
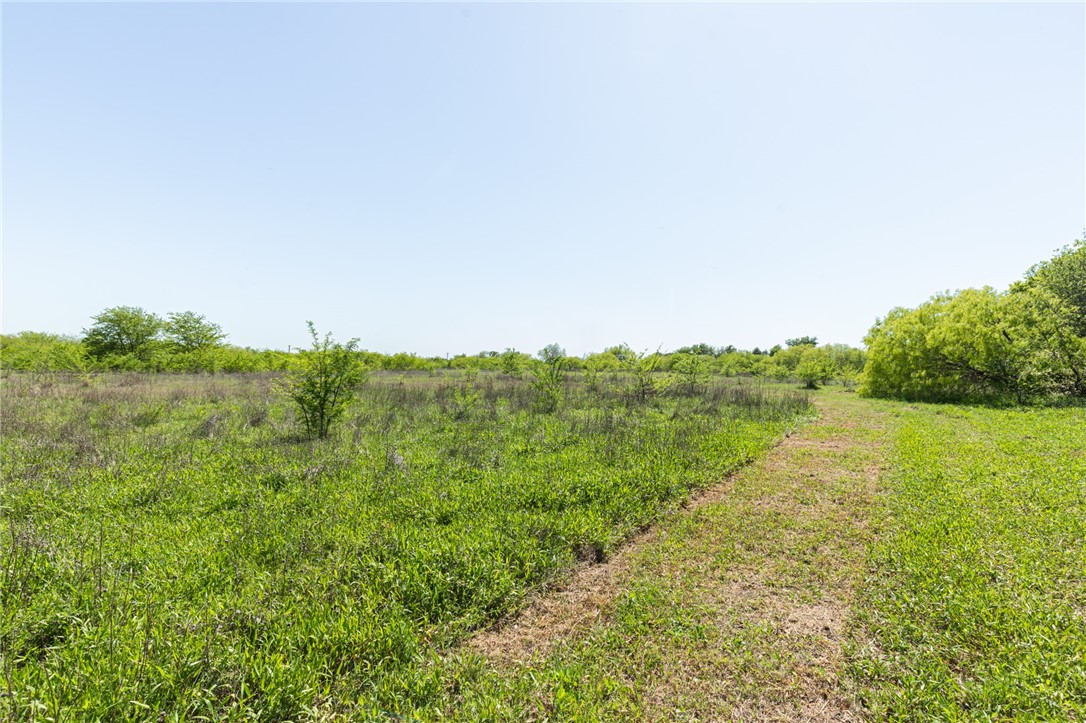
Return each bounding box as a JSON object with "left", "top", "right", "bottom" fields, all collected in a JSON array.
[{"left": 466, "top": 393, "right": 889, "bottom": 721}]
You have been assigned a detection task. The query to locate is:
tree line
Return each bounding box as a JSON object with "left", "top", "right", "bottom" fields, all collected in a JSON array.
[
  {"left": 860, "top": 239, "right": 1086, "bottom": 403},
  {"left": 1, "top": 309, "right": 864, "bottom": 387}
]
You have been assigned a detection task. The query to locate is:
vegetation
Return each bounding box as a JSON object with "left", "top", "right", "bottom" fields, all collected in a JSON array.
[
  {"left": 861, "top": 241, "right": 1086, "bottom": 402},
  {"left": 3, "top": 310, "right": 867, "bottom": 392},
  {"left": 530, "top": 344, "right": 567, "bottom": 413},
  {"left": 849, "top": 401, "right": 1086, "bottom": 717},
  {"left": 280, "top": 322, "right": 368, "bottom": 439},
  {"left": 1, "top": 371, "right": 810, "bottom": 719},
  {"left": 82, "top": 305, "right": 165, "bottom": 360},
  {"left": 9, "top": 241, "right": 1081, "bottom": 719}
]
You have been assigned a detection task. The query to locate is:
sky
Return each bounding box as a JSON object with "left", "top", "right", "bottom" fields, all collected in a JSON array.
[{"left": 3, "top": 2, "right": 1084, "bottom": 357}]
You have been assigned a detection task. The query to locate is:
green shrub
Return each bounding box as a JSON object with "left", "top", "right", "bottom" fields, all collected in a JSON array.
[
  {"left": 280, "top": 322, "right": 368, "bottom": 439},
  {"left": 531, "top": 344, "right": 566, "bottom": 413}
]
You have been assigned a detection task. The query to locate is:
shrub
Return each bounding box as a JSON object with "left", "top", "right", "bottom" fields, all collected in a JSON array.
[
  {"left": 531, "top": 343, "right": 566, "bottom": 413},
  {"left": 795, "top": 347, "right": 836, "bottom": 389},
  {"left": 280, "top": 322, "right": 368, "bottom": 439}
]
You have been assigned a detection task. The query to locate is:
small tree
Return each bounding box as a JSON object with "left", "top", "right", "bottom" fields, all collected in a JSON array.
[
  {"left": 795, "top": 347, "right": 836, "bottom": 389},
  {"left": 499, "top": 348, "right": 525, "bottom": 378},
  {"left": 629, "top": 349, "right": 663, "bottom": 401},
  {"left": 671, "top": 353, "right": 712, "bottom": 394},
  {"left": 531, "top": 343, "right": 566, "bottom": 413},
  {"left": 82, "top": 306, "right": 163, "bottom": 359},
  {"left": 165, "top": 311, "right": 227, "bottom": 352},
  {"left": 282, "top": 322, "right": 367, "bottom": 439}
]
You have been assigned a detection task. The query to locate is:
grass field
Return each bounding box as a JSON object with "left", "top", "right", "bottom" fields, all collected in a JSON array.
[
  {"left": 849, "top": 401, "right": 1086, "bottom": 719},
  {"left": 409, "top": 393, "right": 1086, "bottom": 721},
  {"left": 0, "top": 372, "right": 809, "bottom": 720},
  {"left": 4, "top": 375, "right": 1083, "bottom": 721}
]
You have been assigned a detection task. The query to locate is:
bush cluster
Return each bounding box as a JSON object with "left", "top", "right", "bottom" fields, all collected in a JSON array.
[{"left": 860, "top": 240, "right": 1086, "bottom": 403}]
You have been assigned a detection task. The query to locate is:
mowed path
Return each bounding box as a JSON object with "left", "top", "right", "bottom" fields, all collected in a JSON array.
[{"left": 465, "top": 391, "right": 890, "bottom": 720}]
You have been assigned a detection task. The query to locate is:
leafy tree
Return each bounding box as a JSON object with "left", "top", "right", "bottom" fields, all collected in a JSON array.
[
  {"left": 499, "top": 348, "right": 527, "bottom": 378},
  {"left": 795, "top": 347, "right": 836, "bottom": 389},
  {"left": 715, "top": 351, "right": 754, "bottom": 376},
  {"left": 861, "top": 286, "right": 1085, "bottom": 402},
  {"left": 82, "top": 306, "right": 163, "bottom": 359},
  {"left": 164, "top": 311, "right": 226, "bottom": 352},
  {"left": 281, "top": 323, "right": 367, "bottom": 439},
  {"left": 671, "top": 353, "right": 712, "bottom": 393},
  {"left": 674, "top": 342, "right": 719, "bottom": 357},
  {"left": 604, "top": 344, "right": 636, "bottom": 364},
  {"left": 786, "top": 336, "right": 818, "bottom": 348},
  {"left": 1020, "top": 238, "right": 1086, "bottom": 336}
]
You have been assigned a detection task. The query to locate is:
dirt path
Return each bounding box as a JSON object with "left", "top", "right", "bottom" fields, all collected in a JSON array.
[{"left": 466, "top": 391, "right": 890, "bottom": 721}]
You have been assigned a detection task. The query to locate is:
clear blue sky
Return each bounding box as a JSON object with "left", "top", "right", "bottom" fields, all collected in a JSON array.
[{"left": 4, "top": 2, "right": 1083, "bottom": 356}]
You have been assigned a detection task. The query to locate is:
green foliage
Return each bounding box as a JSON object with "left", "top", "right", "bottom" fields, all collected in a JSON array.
[
  {"left": 670, "top": 353, "right": 712, "bottom": 394},
  {"left": 604, "top": 344, "right": 636, "bottom": 364},
  {"left": 280, "top": 322, "right": 368, "bottom": 439},
  {"left": 1021, "top": 238, "right": 1086, "bottom": 336},
  {"left": 794, "top": 347, "right": 836, "bottom": 389},
  {"left": 164, "top": 311, "right": 227, "bottom": 352},
  {"left": 531, "top": 343, "right": 567, "bottom": 413},
  {"left": 0, "top": 372, "right": 810, "bottom": 719},
  {"left": 0, "top": 332, "right": 89, "bottom": 374},
  {"left": 750, "top": 356, "right": 788, "bottom": 381},
  {"left": 626, "top": 348, "right": 663, "bottom": 401},
  {"left": 82, "top": 306, "right": 163, "bottom": 359},
  {"left": 822, "top": 343, "right": 866, "bottom": 377},
  {"left": 785, "top": 336, "right": 818, "bottom": 348},
  {"left": 850, "top": 403, "right": 1086, "bottom": 717},
  {"left": 862, "top": 286, "right": 1085, "bottom": 402},
  {"left": 673, "top": 342, "right": 721, "bottom": 357},
  {"left": 499, "top": 348, "right": 528, "bottom": 378}
]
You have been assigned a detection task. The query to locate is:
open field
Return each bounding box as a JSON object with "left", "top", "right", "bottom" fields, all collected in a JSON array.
[
  {"left": 3, "top": 375, "right": 1083, "bottom": 721},
  {"left": 1, "top": 372, "right": 809, "bottom": 720},
  {"left": 419, "top": 393, "right": 1086, "bottom": 721},
  {"left": 849, "top": 401, "right": 1086, "bottom": 718}
]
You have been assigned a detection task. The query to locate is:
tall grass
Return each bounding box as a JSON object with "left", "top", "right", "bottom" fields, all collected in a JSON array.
[{"left": 1, "top": 371, "right": 809, "bottom": 720}]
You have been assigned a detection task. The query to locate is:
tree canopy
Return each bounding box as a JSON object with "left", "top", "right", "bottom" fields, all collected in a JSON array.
[
  {"left": 82, "top": 306, "right": 163, "bottom": 359},
  {"left": 164, "top": 311, "right": 227, "bottom": 352},
  {"left": 861, "top": 241, "right": 1086, "bottom": 403}
]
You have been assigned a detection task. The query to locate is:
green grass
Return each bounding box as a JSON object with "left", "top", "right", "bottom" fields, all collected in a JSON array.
[
  {"left": 0, "top": 372, "right": 809, "bottom": 721},
  {"left": 425, "top": 389, "right": 889, "bottom": 721},
  {"left": 848, "top": 402, "right": 1086, "bottom": 720}
]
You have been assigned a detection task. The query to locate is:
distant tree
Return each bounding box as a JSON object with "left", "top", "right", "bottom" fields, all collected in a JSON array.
[
  {"left": 795, "top": 347, "right": 836, "bottom": 389},
  {"left": 786, "top": 336, "right": 818, "bottom": 348},
  {"left": 672, "top": 353, "right": 712, "bottom": 393},
  {"left": 281, "top": 322, "right": 368, "bottom": 439},
  {"left": 82, "top": 306, "right": 163, "bottom": 359},
  {"left": 604, "top": 344, "right": 636, "bottom": 364},
  {"left": 627, "top": 348, "right": 663, "bottom": 401},
  {"left": 675, "top": 342, "right": 719, "bottom": 357},
  {"left": 499, "top": 348, "right": 526, "bottom": 378},
  {"left": 164, "top": 311, "right": 226, "bottom": 352}
]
